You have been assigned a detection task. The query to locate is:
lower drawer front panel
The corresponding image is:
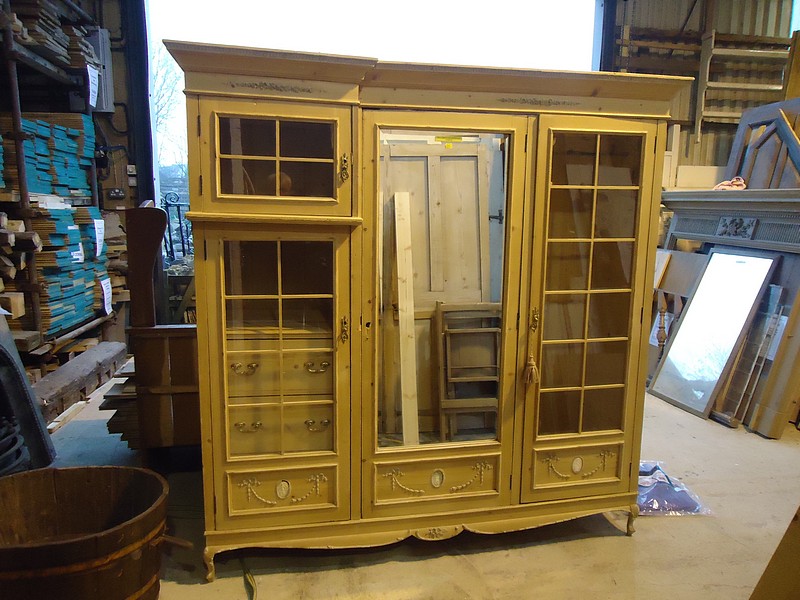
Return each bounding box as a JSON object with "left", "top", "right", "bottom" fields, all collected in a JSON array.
[
  {"left": 374, "top": 454, "right": 500, "bottom": 506},
  {"left": 532, "top": 443, "right": 622, "bottom": 491},
  {"left": 227, "top": 464, "right": 338, "bottom": 517}
]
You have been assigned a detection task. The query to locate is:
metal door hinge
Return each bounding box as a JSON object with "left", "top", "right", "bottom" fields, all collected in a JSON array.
[
  {"left": 199, "top": 175, "right": 203, "bottom": 195},
  {"left": 197, "top": 114, "right": 201, "bottom": 136}
]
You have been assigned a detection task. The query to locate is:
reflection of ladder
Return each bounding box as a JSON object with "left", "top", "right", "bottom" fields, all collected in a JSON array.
[
  {"left": 434, "top": 302, "right": 501, "bottom": 441},
  {"left": 694, "top": 30, "right": 788, "bottom": 142}
]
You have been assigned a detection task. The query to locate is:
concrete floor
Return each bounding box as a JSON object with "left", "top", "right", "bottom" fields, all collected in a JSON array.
[{"left": 50, "top": 384, "right": 800, "bottom": 600}]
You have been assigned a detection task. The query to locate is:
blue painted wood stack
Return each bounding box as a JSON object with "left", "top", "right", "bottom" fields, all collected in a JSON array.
[
  {"left": 49, "top": 124, "right": 89, "bottom": 197},
  {"left": 74, "top": 206, "right": 110, "bottom": 315},
  {"left": 0, "top": 116, "right": 53, "bottom": 195},
  {"left": 26, "top": 206, "right": 95, "bottom": 335},
  {"left": 0, "top": 113, "right": 94, "bottom": 199}
]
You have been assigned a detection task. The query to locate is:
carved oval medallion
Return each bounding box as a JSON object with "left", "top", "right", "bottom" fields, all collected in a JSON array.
[
  {"left": 430, "top": 469, "right": 445, "bottom": 489},
  {"left": 275, "top": 479, "right": 291, "bottom": 500},
  {"left": 571, "top": 456, "right": 584, "bottom": 474}
]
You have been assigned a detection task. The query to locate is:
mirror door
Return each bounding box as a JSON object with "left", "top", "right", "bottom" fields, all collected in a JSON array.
[{"left": 361, "top": 111, "right": 529, "bottom": 517}]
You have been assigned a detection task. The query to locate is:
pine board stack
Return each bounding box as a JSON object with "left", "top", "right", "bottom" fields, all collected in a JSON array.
[
  {"left": 74, "top": 206, "right": 110, "bottom": 315},
  {"left": 105, "top": 222, "right": 129, "bottom": 304},
  {"left": 12, "top": 0, "right": 71, "bottom": 68},
  {"left": 0, "top": 113, "right": 95, "bottom": 200},
  {"left": 99, "top": 356, "right": 139, "bottom": 448},
  {"left": 10, "top": 205, "right": 96, "bottom": 336},
  {"left": 48, "top": 124, "right": 90, "bottom": 197},
  {"left": 28, "top": 112, "right": 94, "bottom": 200},
  {"left": 64, "top": 25, "right": 101, "bottom": 69},
  {"left": 0, "top": 115, "right": 53, "bottom": 195},
  {"left": 0, "top": 216, "right": 42, "bottom": 297}
]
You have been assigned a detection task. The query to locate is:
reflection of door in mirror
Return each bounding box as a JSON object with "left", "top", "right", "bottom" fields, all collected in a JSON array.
[
  {"left": 377, "top": 130, "right": 508, "bottom": 446},
  {"left": 649, "top": 250, "right": 777, "bottom": 418}
]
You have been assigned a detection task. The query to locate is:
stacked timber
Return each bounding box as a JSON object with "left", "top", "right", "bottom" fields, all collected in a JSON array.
[
  {"left": 30, "top": 112, "right": 94, "bottom": 199},
  {"left": 105, "top": 217, "right": 129, "bottom": 304},
  {"left": 4, "top": 204, "right": 93, "bottom": 336},
  {"left": 48, "top": 123, "right": 90, "bottom": 197},
  {"left": 0, "top": 113, "right": 95, "bottom": 200},
  {"left": 99, "top": 357, "right": 140, "bottom": 449},
  {"left": 35, "top": 206, "right": 94, "bottom": 335},
  {"left": 32, "top": 113, "right": 95, "bottom": 169},
  {"left": 64, "top": 25, "right": 100, "bottom": 69},
  {"left": 74, "top": 206, "right": 111, "bottom": 314},
  {"left": 0, "top": 214, "right": 42, "bottom": 294},
  {"left": 11, "top": 0, "right": 72, "bottom": 67},
  {"left": 0, "top": 116, "right": 53, "bottom": 195}
]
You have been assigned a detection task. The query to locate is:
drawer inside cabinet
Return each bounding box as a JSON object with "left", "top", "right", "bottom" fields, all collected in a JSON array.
[
  {"left": 228, "top": 404, "right": 334, "bottom": 457},
  {"left": 532, "top": 443, "right": 621, "bottom": 490},
  {"left": 226, "top": 350, "right": 334, "bottom": 399}
]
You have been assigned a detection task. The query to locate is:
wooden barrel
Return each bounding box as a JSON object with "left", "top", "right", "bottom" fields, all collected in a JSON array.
[{"left": 0, "top": 466, "right": 169, "bottom": 600}]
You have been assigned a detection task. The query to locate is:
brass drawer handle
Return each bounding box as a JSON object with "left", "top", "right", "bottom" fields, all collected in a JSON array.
[
  {"left": 231, "top": 362, "right": 259, "bottom": 376},
  {"left": 304, "top": 361, "right": 330, "bottom": 373},
  {"left": 234, "top": 421, "right": 262, "bottom": 433},
  {"left": 304, "top": 418, "right": 331, "bottom": 432}
]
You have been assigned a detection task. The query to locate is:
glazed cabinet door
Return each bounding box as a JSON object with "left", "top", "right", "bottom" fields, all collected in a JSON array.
[
  {"left": 520, "top": 115, "right": 660, "bottom": 503},
  {"left": 197, "top": 98, "right": 353, "bottom": 216},
  {"left": 201, "top": 226, "right": 351, "bottom": 530}
]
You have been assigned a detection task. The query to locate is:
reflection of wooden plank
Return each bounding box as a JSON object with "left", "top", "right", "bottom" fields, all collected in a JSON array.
[
  {"left": 478, "top": 147, "right": 491, "bottom": 300},
  {"left": 653, "top": 249, "right": 671, "bottom": 289},
  {"left": 377, "top": 187, "right": 397, "bottom": 434},
  {"left": 394, "top": 192, "right": 420, "bottom": 445},
  {"left": 427, "top": 157, "right": 444, "bottom": 292}
]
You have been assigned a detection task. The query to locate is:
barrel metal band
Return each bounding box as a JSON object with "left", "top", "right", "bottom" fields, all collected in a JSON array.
[{"left": 0, "top": 521, "right": 166, "bottom": 580}]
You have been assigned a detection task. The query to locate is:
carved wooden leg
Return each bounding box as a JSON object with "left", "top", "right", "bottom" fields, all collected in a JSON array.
[
  {"left": 627, "top": 504, "right": 639, "bottom": 536},
  {"left": 204, "top": 548, "right": 216, "bottom": 582}
]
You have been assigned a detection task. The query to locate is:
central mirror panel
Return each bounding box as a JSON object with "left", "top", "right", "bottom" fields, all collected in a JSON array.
[{"left": 376, "top": 129, "right": 509, "bottom": 447}]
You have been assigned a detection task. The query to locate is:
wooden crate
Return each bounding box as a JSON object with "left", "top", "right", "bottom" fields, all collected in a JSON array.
[{"left": 128, "top": 325, "right": 200, "bottom": 448}]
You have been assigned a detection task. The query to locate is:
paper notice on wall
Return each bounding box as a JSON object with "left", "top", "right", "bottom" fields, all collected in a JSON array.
[
  {"left": 94, "top": 219, "right": 105, "bottom": 257},
  {"left": 100, "top": 277, "right": 112, "bottom": 315},
  {"left": 87, "top": 65, "right": 99, "bottom": 108},
  {"left": 72, "top": 242, "right": 85, "bottom": 264}
]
